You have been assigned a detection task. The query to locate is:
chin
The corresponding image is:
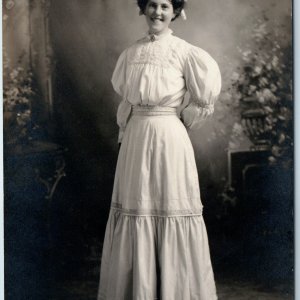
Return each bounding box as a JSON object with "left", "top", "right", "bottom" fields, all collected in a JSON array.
[{"left": 149, "top": 26, "right": 164, "bottom": 34}]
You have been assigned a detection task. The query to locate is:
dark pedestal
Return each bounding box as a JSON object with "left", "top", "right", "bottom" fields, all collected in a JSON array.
[
  {"left": 227, "top": 149, "right": 293, "bottom": 283},
  {"left": 4, "top": 141, "right": 66, "bottom": 300}
]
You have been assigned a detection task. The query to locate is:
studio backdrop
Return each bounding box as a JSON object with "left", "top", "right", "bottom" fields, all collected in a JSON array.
[{"left": 3, "top": 0, "right": 293, "bottom": 299}]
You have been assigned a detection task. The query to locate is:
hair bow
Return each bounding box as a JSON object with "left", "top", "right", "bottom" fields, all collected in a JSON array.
[{"left": 181, "top": 0, "right": 187, "bottom": 20}]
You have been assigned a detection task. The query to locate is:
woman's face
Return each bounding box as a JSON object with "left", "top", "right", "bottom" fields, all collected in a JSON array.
[{"left": 144, "top": 0, "right": 175, "bottom": 35}]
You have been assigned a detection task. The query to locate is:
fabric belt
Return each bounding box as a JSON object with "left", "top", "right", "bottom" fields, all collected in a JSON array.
[{"left": 132, "top": 105, "right": 177, "bottom": 116}]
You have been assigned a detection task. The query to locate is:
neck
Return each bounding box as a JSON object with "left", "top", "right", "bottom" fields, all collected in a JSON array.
[{"left": 149, "top": 28, "right": 171, "bottom": 36}]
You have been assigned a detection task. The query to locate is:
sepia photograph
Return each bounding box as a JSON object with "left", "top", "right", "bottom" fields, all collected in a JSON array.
[{"left": 2, "top": 0, "right": 293, "bottom": 299}]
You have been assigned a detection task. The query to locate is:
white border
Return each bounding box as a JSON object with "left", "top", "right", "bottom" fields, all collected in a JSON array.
[
  {"left": 0, "top": 0, "right": 4, "bottom": 298},
  {"left": 294, "top": 0, "right": 299, "bottom": 298}
]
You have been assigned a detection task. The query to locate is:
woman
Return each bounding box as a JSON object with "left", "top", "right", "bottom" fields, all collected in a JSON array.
[{"left": 98, "top": 0, "right": 221, "bottom": 299}]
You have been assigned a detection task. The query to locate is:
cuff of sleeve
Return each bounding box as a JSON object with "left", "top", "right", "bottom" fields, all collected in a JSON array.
[
  {"left": 118, "top": 128, "right": 125, "bottom": 144},
  {"left": 181, "top": 102, "right": 214, "bottom": 129}
]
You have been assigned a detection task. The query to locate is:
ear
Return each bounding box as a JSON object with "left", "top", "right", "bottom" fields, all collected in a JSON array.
[{"left": 172, "top": 8, "right": 180, "bottom": 21}]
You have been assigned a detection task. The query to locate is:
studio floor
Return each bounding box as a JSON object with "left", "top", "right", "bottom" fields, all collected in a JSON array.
[
  {"left": 52, "top": 278, "right": 293, "bottom": 300},
  {"left": 49, "top": 243, "right": 293, "bottom": 300}
]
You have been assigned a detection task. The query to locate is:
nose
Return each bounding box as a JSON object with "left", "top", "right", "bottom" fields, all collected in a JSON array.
[{"left": 154, "top": 6, "right": 162, "bottom": 15}]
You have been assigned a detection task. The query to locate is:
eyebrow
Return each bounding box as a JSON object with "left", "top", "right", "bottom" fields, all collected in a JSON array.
[{"left": 148, "top": 1, "right": 172, "bottom": 5}]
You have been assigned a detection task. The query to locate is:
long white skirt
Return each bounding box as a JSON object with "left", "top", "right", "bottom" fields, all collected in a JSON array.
[{"left": 98, "top": 106, "right": 217, "bottom": 300}]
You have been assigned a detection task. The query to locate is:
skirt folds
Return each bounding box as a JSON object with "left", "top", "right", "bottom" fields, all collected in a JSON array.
[
  {"left": 111, "top": 112, "right": 203, "bottom": 215},
  {"left": 98, "top": 211, "right": 217, "bottom": 300}
]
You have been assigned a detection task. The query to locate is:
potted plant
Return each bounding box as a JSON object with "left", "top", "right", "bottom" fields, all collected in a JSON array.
[
  {"left": 217, "top": 17, "right": 293, "bottom": 224},
  {"left": 229, "top": 18, "right": 293, "bottom": 167}
]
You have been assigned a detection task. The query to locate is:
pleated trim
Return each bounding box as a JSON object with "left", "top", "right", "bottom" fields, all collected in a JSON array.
[{"left": 111, "top": 202, "right": 203, "bottom": 217}]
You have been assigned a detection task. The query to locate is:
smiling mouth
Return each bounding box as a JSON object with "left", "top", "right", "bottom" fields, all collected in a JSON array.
[{"left": 151, "top": 17, "right": 163, "bottom": 22}]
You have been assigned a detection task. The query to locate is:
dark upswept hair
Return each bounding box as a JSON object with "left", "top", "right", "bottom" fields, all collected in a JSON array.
[{"left": 137, "top": 0, "right": 185, "bottom": 21}]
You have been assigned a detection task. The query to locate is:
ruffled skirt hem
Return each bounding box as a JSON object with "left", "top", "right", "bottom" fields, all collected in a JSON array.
[{"left": 98, "top": 209, "right": 217, "bottom": 300}]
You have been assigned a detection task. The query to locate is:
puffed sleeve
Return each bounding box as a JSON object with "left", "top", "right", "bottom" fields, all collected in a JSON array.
[
  {"left": 111, "top": 49, "right": 132, "bottom": 143},
  {"left": 181, "top": 46, "right": 221, "bottom": 129}
]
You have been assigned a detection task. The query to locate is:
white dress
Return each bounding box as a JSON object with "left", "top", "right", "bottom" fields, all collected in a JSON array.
[{"left": 98, "top": 29, "right": 221, "bottom": 300}]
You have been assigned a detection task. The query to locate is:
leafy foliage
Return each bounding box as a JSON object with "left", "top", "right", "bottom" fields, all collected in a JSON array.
[
  {"left": 229, "top": 18, "right": 293, "bottom": 167},
  {"left": 3, "top": 50, "right": 37, "bottom": 146}
]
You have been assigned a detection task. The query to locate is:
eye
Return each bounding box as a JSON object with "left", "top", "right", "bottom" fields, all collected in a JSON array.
[
  {"left": 148, "top": 2, "right": 157, "bottom": 8},
  {"left": 161, "top": 4, "right": 170, "bottom": 10}
]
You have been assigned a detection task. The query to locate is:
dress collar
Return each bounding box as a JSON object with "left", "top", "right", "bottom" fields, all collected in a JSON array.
[{"left": 145, "top": 28, "right": 173, "bottom": 42}]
